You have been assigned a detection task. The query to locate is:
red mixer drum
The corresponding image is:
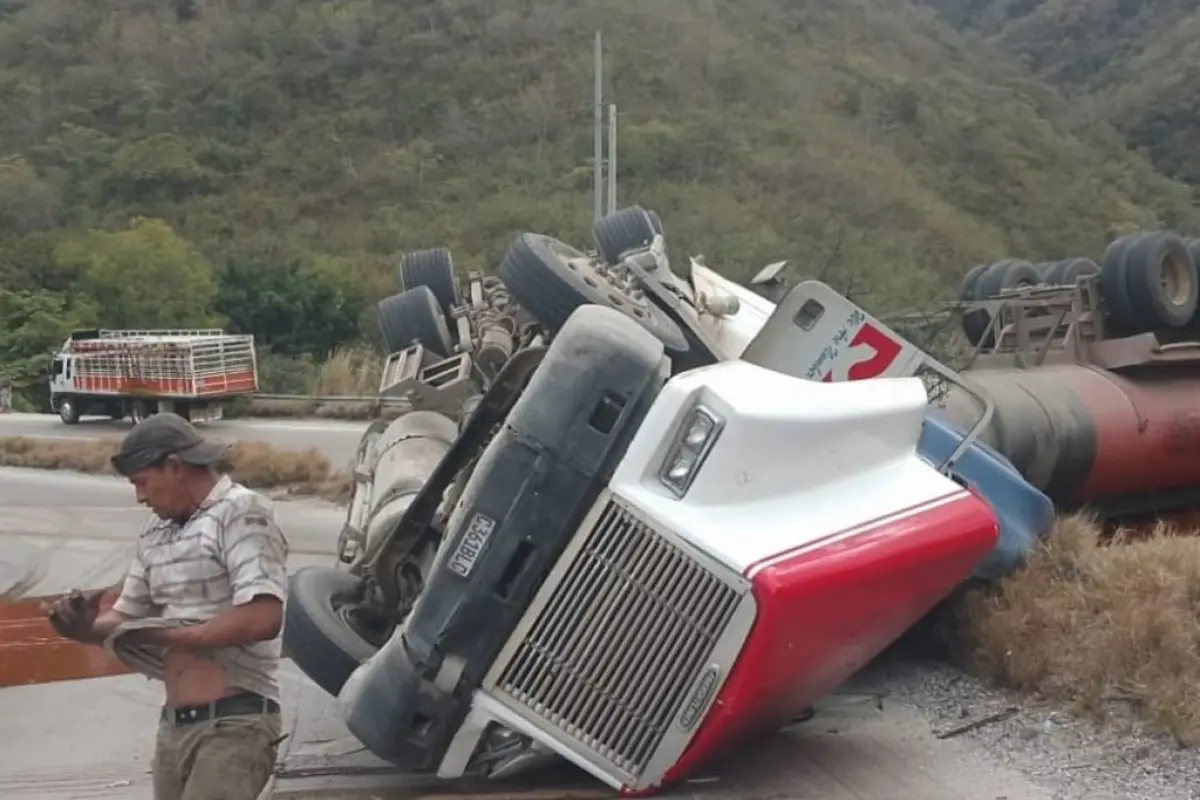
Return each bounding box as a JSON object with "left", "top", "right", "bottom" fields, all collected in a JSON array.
[{"left": 939, "top": 364, "right": 1200, "bottom": 517}]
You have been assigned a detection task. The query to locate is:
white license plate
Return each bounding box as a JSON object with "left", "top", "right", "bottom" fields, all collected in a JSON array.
[{"left": 447, "top": 512, "right": 497, "bottom": 578}]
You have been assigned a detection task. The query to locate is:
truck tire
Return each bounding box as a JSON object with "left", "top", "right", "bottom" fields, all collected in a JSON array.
[
  {"left": 398, "top": 248, "right": 458, "bottom": 316},
  {"left": 57, "top": 397, "right": 80, "bottom": 425},
  {"left": 958, "top": 264, "right": 990, "bottom": 345},
  {"left": 1122, "top": 232, "right": 1197, "bottom": 330},
  {"left": 496, "top": 232, "right": 690, "bottom": 357},
  {"left": 129, "top": 399, "right": 150, "bottom": 425},
  {"left": 1034, "top": 261, "right": 1062, "bottom": 283},
  {"left": 378, "top": 285, "right": 453, "bottom": 357},
  {"left": 284, "top": 567, "right": 380, "bottom": 698},
  {"left": 592, "top": 205, "right": 660, "bottom": 265},
  {"left": 1100, "top": 235, "right": 1140, "bottom": 333},
  {"left": 963, "top": 260, "right": 1039, "bottom": 347},
  {"left": 975, "top": 259, "right": 1040, "bottom": 299},
  {"left": 1045, "top": 257, "right": 1099, "bottom": 287},
  {"left": 339, "top": 305, "right": 668, "bottom": 771}
]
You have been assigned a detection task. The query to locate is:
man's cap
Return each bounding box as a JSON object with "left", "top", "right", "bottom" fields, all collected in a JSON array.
[{"left": 110, "top": 413, "right": 229, "bottom": 476}]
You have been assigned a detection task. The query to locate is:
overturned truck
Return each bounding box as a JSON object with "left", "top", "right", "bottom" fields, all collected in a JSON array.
[{"left": 284, "top": 208, "right": 1052, "bottom": 794}]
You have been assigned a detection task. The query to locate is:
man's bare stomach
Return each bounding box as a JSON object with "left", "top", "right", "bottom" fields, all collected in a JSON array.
[{"left": 163, "top": 649, "right": 239, "bottom": 707}]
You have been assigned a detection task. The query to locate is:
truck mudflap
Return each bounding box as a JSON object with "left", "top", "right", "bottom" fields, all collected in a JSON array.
[{"left": 338, "top": 305, "right": 669, "bottom": 772}]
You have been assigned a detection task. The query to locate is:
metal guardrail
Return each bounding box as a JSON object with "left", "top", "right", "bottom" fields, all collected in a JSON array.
[{"left": 249, "top": 393, "right": 412, "bottom": 405}]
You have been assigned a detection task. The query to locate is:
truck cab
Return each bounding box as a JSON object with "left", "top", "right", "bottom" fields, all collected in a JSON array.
[{"left": 285, "top": 293, "right": 1001, "bottom": 794}]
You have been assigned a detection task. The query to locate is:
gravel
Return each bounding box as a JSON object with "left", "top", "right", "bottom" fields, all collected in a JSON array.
[{"left": 847, "top": 649, "right": 1200, "bottom": 800}]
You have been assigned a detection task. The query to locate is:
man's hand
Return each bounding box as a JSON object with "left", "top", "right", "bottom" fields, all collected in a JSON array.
[{"left": 40, "top": 589, "right": 106, "bottom": 643}]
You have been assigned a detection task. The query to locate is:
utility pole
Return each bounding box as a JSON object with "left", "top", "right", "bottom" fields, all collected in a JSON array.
[
  {"left": 607, "top": 103, "right": 617, "bottom": 215},
  {"left": 592, "top": 31, "right": 604, "bottom": 223}
]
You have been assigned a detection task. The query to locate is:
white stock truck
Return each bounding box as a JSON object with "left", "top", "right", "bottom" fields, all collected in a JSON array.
[{"left": 48, "top": 329, "right": 259, "bottom": 425}]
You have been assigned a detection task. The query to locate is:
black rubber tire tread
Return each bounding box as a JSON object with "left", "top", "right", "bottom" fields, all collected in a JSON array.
[
  {"left": 963, "top": 260, "right": 1039, "bottom": 347},
  {"left": 1122, "top": 232, "right": 1197, "bottom": 330},
  {"left": 1034, "top": 261, "right": 1062, "bottom": 283},
  {"left": 398, "top": 248, "right": 458, "bottom": 315},
  {"left": 377, "top": 285, "right": 453, "bottom": 357},
  {"left": 284, "top": 567, "right": 378, "bottom": 698},
  {"left": 1049, "top": 257, "right": 1099, "bottom": 287},
  {"left": 959, "top": 263, "right": 990, "bottom": 301},
  {"left": 592, "top": 205, "right": 659, "bottom": 265},
  {"left": 1100, "top": 235, "right": 1140, "bottom": 332},
  {"left": 974, "top": 259, "right": 1040, "bottom": 298},
  {"left": 959, "top": 263, "right": 991, "bottom": 345},
  {"left": 497, "top": 232, "right": 690, "bottom": 356},
  {"left": 58, "top": 397, "right": 80, "bottom": 425}
]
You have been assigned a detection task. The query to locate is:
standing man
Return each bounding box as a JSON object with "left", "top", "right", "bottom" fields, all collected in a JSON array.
[{"left": 42, "top": 413, "right": 289, "bottom": 800}]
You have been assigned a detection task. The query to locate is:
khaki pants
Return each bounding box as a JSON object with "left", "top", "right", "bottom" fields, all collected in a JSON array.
[{"left": 152, "top": 712, "right": 282, "bottom": 800}]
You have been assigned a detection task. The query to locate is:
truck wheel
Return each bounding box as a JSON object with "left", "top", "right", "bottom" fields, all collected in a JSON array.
[
  {"left": 958, "top": 263, "right": 990, "bottom": 346},
  {"left": 496, "top": 232, "right": 690, "bottom": 358},
  {"left": 1047, "top": 257, "right": 1099, "bottom": 287},
  {"left": 58, "top": 397, "right": 80, "bottom": 425},
  {"left": 963, "top": 260, "right": 1039, "bottom": 347},
  {"left": 974, "top": 259, "right": 1040, "bottom": 299},
  {"left": 592, "top": 205, "right": 660, "bottom": 265},
  {"left": 1100, "top": 235, "right": 1140, "bottom": 333},
  {"left": 378, "top": 285, "right": 453, "bottom": 357},
  {"left": 1122, "top": 232, "right": 1197, "bottom": 330},
  {"left": 1034, "top": 261, "right": 1061, "bottom": 283},
  {"left": 284, "top": 567, "right": 381, "bottom": 697},
  {"left": 398, "top": 248, "right": 458, "bottom": 316},
  {"left": 129, "top": 399, "right": 150, "bottom": 425}
]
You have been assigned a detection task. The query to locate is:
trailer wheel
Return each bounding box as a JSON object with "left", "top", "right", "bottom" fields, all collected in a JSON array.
[
  {"left": 1046, "top": 257, "right": 1099, "bottom": 287},
  {"left": 1034, "top": 261, "right": 1061, "bottom": 283},
  {"left": 398, "top": 248, "right": 458, "bottom": 316},
  {"left": 963, "top": 260, "right": 1040, "bottom": 347},
  {"left": 1100, "top": 235, "right": 1140, "bottom": 333},
  {"left": 592, "top": 205, "right": 661, "bottom": 265},
  {"left": 57, "top": 397, "right": 80, "bottom": 425},
  {"left": 496, "top": 232, "right": 690, "bottom": 357},
  {"left": 958, "top": 264, "right": 990, "bottom": 345},
  {"left": 1122, "top": 232, "right": 1197, "bottom": 330},
  {"left": 975, "top": 259, "right": 1040, "bottom": 299},
  {"left": 377, "top": 285, "right": 453, "bottom": 357}
]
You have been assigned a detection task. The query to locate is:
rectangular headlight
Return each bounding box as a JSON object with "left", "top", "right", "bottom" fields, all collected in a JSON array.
[{"left": 659, "top": 404, "right": 723, "bottom": 498}]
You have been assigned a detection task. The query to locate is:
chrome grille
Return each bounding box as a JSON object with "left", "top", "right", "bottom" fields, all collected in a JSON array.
[{"left": 492, "top": 498, "right": 741, "bottom": 778}]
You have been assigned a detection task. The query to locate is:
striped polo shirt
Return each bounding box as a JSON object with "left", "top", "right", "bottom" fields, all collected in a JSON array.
[{"left": 111, "top": 474, "right": 289, "bottom": 702}]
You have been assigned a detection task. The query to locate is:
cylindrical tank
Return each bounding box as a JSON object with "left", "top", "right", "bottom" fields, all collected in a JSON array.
[
  {"left": 342, "top": 411, "right": 457, "bottom": 565},
  {"left": 939, "top": 365, "right": 1200, "bottom": 511}
]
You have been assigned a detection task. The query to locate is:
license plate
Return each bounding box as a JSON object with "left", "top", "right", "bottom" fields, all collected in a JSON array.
[{"left": 447, "top": 512, "right": 496, "bottom": 578}]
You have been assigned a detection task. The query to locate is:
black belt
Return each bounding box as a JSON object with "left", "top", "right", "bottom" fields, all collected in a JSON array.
[{"left": 163, "top": 691, "right": 280, "bottom": 726}]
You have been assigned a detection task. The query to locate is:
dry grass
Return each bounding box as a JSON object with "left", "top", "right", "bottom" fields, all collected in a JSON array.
[
  {"left": 958, "top": 513, "right": 1200, "bottom": 744},
  {"left": 311, "top": 345, "right": 384, "bottom": 396},
  {"left": 0, "top": 436, "right": 352, "bottom": 504}
]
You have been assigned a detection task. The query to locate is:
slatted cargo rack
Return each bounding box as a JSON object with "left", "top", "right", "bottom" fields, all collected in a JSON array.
[{"left": 62, "top": 330, "right": 258, "bottom": 397}]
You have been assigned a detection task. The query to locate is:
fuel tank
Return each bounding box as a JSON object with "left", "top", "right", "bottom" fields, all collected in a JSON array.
[{"left": 939, "top": 364, "right": 1200, "bottom": 516}]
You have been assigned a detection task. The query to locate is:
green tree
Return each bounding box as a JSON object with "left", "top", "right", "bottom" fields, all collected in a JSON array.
[
  {"left": 54, "top": 218, "right": 222, "bottom": 329},
  {"left": 0, "top": 288, "right": 89, "bottom": 409},
  {"left": 216, "top": 256, "right": 368, "bottom": 357}
]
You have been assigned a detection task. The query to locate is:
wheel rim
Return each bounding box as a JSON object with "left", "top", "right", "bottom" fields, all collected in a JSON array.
[
  {"left": 1161, "top": 251, "right": 1192, "bottom": 307},
  {"left": 60, "top": 402, "right": 73, "bottom": 420}
]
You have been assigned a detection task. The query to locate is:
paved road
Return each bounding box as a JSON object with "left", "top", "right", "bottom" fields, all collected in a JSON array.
[
  {"left": 0, "top": 412, "right": 371, "bottom": 467},
  {"left": 0, "top": 423, "right": 1058, "bottom": 799}
]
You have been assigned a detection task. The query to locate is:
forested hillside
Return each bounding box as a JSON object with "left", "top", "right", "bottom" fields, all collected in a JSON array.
[
  {"left": 0, "top": 0, "right": 1194, "bottom": 402},
  {"left": 921, "top": 0, "right": 1200, "bottom": 186}
]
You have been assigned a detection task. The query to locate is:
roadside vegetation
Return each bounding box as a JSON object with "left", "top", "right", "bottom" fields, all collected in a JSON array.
[
  {"left": 957, "top": 514, "right": 1200, "bottom": 745},
  {"left": 0, "top": 436, "right": 352, "bottom": 503},
  {"left": 1, "top": 0, "right": 1198, "bottom": 412}
]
